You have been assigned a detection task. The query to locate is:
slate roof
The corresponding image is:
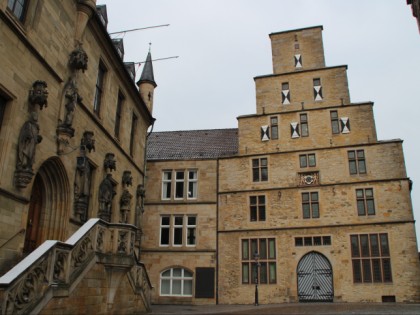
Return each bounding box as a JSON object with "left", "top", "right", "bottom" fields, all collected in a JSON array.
[{"left": 147, "top": 128, "right": 238, "bottom": 160}]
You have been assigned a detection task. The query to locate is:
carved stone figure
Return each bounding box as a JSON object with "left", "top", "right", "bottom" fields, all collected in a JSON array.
[
  {"left": 16, "top": 112, "right": 42, "bottom": 172},
  {"left": 98, "top": 174, "right": 116, "bottom": 222},
  {"left": 69, "top": 44, "right": 88, "bottom": 72},
  {"left": 74, "top": 156, "right": 92, "bottom": 222},
  {"left": 104, "top": 153, "right": 116, "bottom": 172},
  {"left": 136, "top": 184, "right": 146, "bottom": 213},
  {"left": 122, "top": 171, "right": 132, "bottom": 187},
  {"left": 81, "top": 131, "right": 95, "bottom": 153},
  {"left": 29, "top": 80, "right": 48, "bottom": 110},
  {"left": 120, "top": 189, "right": 132, "bottom": 223}
]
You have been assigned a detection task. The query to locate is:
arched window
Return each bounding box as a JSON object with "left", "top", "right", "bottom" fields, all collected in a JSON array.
[{"left": 160, "top": 268, "right": 193, "bottom": 296}]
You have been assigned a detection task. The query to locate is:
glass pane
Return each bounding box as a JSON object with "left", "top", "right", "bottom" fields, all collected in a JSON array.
[
  {"left": 173, "top": 268, "right": 182, "bottom": 277},
  {"left": 295, "top": 237, "right": 303, "bottom": 246},
  {"left": 258, "top": 195, "right": 265, "bottom": 204},
  {"left": 330, "top": 111, "right": 338, "bottom": 119},
  {"left": 350, "top": 235, "right": 360, "bottom": 257},
  {"left": 172, "top": 280, "right": 181, "bottom": 294},
  {"left": 259, "top": 239, "right": 267, "bottom": 259},
  {"left": 188, "top": 182, "right": 197, "bottom": 198},
  {"left": 370, "top": 234, "right": 379, "bottom": 256},
  {"left": 360, "top": 235, "right": 370, "bottom": 257},
  {"left": 161, "top": 216, "right": 170, "bottom": 225},
  {"left": 357, "top": 200, "right": 366, "bottom": 216},
  {"left": 380, "top": 234, "right": 390, "bottom": 256},
  {"left": 161, "top": 279, "right": 170, "bottom": 295},
  {"left": 250, "top": 196, "right": 257, "bottom": 205},
  {"left": 365, "top": 189, "right": 373, "bottom": 197},
  {"left": 314, "top": 236, "right": 322, "bottom": 246},
  {"left": 323, "top": 236, "right": 331, "bottom": 246},
  {"left": 163, "top": 182, "right": 171, "bottom": 199},
  {"left": 188, "top": 216, "right": 196, "bottom": 225},
  {"left": 251, "top": 239, "right": 258, "bottom": 258},
  {"left": 348, "top": 151, "right": 355, "bottom": 159},
  {"left": 176, "top": 171, "right": 184, "bottom": 179},
  {"left": 349, "top": 161, "right": 357, "bottom": 174},
  {"left": 242, "top": 240, "right": 249, "bottom": 260},
  {"left": 356, "top": 189, "right": 364, "bottom": 198},
  {"left": 300, "top": 114, "right": 307, "bottom": 122},
  {"left": 184, "top": 269, "right": 193, "bottom": 277},
  {"left": 352, "top": 260, "right": 362, "bottom": 283},
  {"left": 163, "top": 171, "right": 172, "bottom": 180},
  {"left": 250, "top": 206, "right": 257, "bottom": 221},
  {"left": 302, "top": 204, "right": 310, "bottom": 219},
  {"left": 252, "top": 159, "right": 259, "bottom": 167},
  {"left": 252, "top": 168, "right": 259, "bottom": 182},
  {"left": 259, "top": 206, "right": 266, "bottom": 221},
  {"left": 162, "top": 270, "right": 171, "bottom": 277},
  {"left": 260, "top": 158, "right": 268, "bottom": 166},
  {"left": 300, "top": 155, "right": 307, "bottom": 168},
  {"left": 268, "top": 239, "right": 276, "bottom": 259},
  {"left": 308, "top": 154, "right": 316, "bottom": 167},
  {"left": 174, "top": 217, "right": 183, "bottom": 225},
  {"left": 187, "top": 228, "right": 196, "bottom": 245},
  {"left": 311, "top": 192, "right": 318, "bottom": 201},
  {"left": 269, "top": 263, "right": 276, "bottom": 283},
  {"left": 382, "top": 258, "right": 392, "bottom": 282},
  {"left": 271, "top": 126, "right": 279, "bottom": 139},
  {"left": 271, "top": 117, "right": 278, "bottom": 124},
  {"left": 161, "top": 228, "right": 169, "bottom": 245},
  {"left": 260, "top": 263, "right": 267, "bottom": 284},
  {"left": 282, "top": 82, "right": 289, "bottom": 90},
  {"left": 358, "top": 160, "right": 366, "bottom": 174},
  {"left": 301, "top": 123, "right": 308, "bottom": 136},
  {"left": 261, "top": 168, "right": 268, "bottom": 181},
  {"left": 313, "top": 78, "right": 320, "bottom": 86},
  {"left": 367, "top": 200, "right": 375, "bottom": 215},
  {"left": 312, "top": 203, "right": 319, "bottom": 218},
  {"left": 332, "top": 121, "right": 340, "bottom": 134},
  {"left": 175, "top": 182, "right": 184, "bottom": 198},
  {"left": 174, "top": 227, "right": 183, "bottom": 245},
  {"left": 372, "top": 259, "right": 382, "bottom": 282},
  {"left": 242, "top": 263, "right": 249, "bottom": 283},
  {"left": 362, "top": 259, "right": 372, "bottom": 282},
  {"left": 304, "top": 237, "right": 312, "bottom": 246},
  {"left": 357, "top": 150, "right": 365, "bottom": 158},
  {"left": 302, "top": 193, "right": 309, "bottom": 201},
  {"left": 184, "top": 280, "right": 192, "bottom": 295},
  {"left": 188, "top": 171, "right": 197, "bottom": 179}
]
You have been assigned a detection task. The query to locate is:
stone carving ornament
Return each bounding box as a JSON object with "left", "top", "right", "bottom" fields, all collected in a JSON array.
[
  {"left": 120, "top": 189, "right": 132, "bottom": 223},
  {"left": 98, "top": 174, "right": 116, "bottom": 222},
  {"left": 69, "top": 44, "right": 88, "bottom": 72},
  {"left": 122, "top": 170, "right": 132, "bottom": 187},
  {"left": 81, "top": 131, "right": 95, "bottom": 153},
  {"left": 104, "top": 153, "right": 116, "bottom": 172},
  {"left": 74, "top": 156, "right": 92, "bottom": 222},
  {"left": 28, "top": 80, "right": 48, "bottom": 110}
]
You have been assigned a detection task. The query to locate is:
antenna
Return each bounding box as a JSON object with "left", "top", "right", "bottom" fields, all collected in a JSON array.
[
  {"left": 134, "top": 56, "right": 179, "bottom": 65},
  {"left": 109, "top": 24, "right": 170, "bottom": 36}
]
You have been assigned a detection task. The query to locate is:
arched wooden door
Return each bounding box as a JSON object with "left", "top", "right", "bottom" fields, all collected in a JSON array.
[
  {"left": 297, "top": 251, "right": 334, "bottom": 302},
  {"left": 23, "top": 174, "right": 43, "bottom": 254}
]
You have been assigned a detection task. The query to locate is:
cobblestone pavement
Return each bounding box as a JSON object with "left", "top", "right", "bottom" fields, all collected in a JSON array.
[{"left": 150, "top": 303, "right": 420, "bottom": 315}]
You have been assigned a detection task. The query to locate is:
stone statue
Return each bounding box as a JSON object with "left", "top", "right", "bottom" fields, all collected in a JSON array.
[
  {"left": 17, "top": 112, "right": 42, "bottom": 172},
  {"left": 120, "top": 189, "right": 132, "bottom": 224},
  {"left": 74, "top": 156, "right": 91, "bottom": 222},
  {"left": 98, "top": 174, "right": 116, "bottom": 222}
]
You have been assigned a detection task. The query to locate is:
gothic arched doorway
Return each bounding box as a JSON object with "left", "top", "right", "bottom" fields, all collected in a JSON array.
[
  {"left": 23, "top": 157, "right": 70, "bottom": 254},
  {"left": 297, "top": 251, "right": 334, "bottom": 302}
]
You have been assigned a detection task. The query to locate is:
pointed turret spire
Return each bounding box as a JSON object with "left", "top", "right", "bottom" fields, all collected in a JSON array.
[{"left": 137, "top": 46, "right": 157, "bottom": 114}]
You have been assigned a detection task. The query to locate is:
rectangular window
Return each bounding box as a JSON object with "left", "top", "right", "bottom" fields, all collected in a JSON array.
[
  {"left": 356, "top": 188, "right": 375, "bottom": 216},
  {"left": 299, "top": 153, "right": 316, "bottom": 168},
  {"left": 250, "top": 195, "right": 266, "bottom": 222},
  {"left": 93, "top": 61, "right": 106, "bottom": 116},
  {"left": 302, "top": 192, "right": 319, "bottom": 218},
  {"left": 348, "top": 150, "right": 366, "bottom": 175},
  {"left": 186, "top": 216, "right": 196, "bottom": 246},
  {"left": 252, "top": 158, "right": 268, "bottom": 182},
  {"left": 114, "top": 92, "right": 124, "bottom": 138},
  {"left": 187, "top": 170, "right": 198, "bottom": 199},
  {"left": 270, "top": 117, "right": 279, "bottom": 140},
  {"left": 300, "top": 113, "right": 309, "bottom": 137},
  {"left": 7, "top": 0, "right": 27, "bottom": 22},
  {"left": 330, "top": 111, "right": 340, "bottom": 134},
  {"left": 0, "top": 95, "right": 7, "bottom": 131},
  {"left": 162, "top": 171, "right": 172, "bottom": 200},
  {"left": 160, "top": 216, "right": 170, "bottom": 246},
  {"left": 313, "top": 78, "right": 323, "bottom": 101},
  {"left": 173, "top": 216, "right": 183, "bottom": 246},
  {"left": 175, "top": 171, "right": 185, "bottom": 199},
  {"left": 350, "top": 233, "right": 392, "bottom": 283},
  {"left": 241, "top": 238, "right": 276, "bottom": 284},
  {"left": 281, "top": 82, "right": 290, "bottom": 105},
  {"left": 129, "top": 113, "right": 138, "bottom": 156}
]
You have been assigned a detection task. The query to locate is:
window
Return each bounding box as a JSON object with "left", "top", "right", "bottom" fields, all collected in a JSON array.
[
  {"left": 351, "top": 234, "right": 392, "bottom": 283},
  {"left": 129, "top": 113, "right": 138, "bottom": 156},
  {"left": 299, "top": 153, "right": 316, "bottom": 168},
  {"left": 302, "top": 192, "right": 319, "bottom": 218},
  {"left": 330, "top": 111, "right": 340, "bottom": 134},
  {"left": 252, "top": 158, "right": 268, "bottom": 182},
  {"left": 356, "top": 188, "right": 375, "bottom": 216},
  {"left": 242, "top": 238, "right": 276, "bottom": 284},
  {"left": 93, "top": 61, "right": 106, "bottom": 116},
  {"left": 348, "top": 150, "right": 366, "bottom": 175},
  {"left": 187, "top": 170, "right": 198, "bottom": 199},
  {"left": 270, "top": 117, "right": 278, "bottom": 140},
  {"left": 161, "top": 170, "right": 198, "bottom": 200},
  {"left": 0, "top": 95, "right": 7, "bottom": 131},
  {"left": 295, "top": 235, "right": 331, "bottom": 247},
  {"left": 281, "top": 82, "right": 290, "bottom": 104},
  {"left": 160, "top": 216, "right": 170, "bottom": 246},
  {"left": 160, "top": 215, "right": 197, "bottom": 247},
  {"left": 313, "top": 78, "right": 323, "bottom": 101},
  {"left": 250, "top": 196, "right": 266, "bottom": 222},
  {"left": 114, "top": 92, "right": 124, "bottom": 138},
  {"left": 160, "top": 268, "right": 193, "bottom": 296},
  {"left": 300, "top": 114, "right": 309, "bottom": 137},
  {"left": 7, "top": 0, "right": 28, "bottom": 22}
]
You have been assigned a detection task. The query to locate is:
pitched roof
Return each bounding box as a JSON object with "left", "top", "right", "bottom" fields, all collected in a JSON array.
[{"left": 147, "top": 128, "right": 238, "bottom": 160}]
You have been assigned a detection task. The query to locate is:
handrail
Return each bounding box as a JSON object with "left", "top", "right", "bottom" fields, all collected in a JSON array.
[{"left": 0, "top": 229, "right": 25, "bottom": 251}]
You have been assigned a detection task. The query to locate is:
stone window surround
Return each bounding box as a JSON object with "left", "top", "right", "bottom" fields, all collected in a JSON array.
[
  {"left": 161, "top": 169, "right": 198, "bottom": 201},
  {"left": 159, "top": 214, "right": 197, "bottom": 247}
]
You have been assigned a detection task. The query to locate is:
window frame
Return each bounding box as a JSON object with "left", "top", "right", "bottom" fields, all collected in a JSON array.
[
  {"left": 0, "top": 94, "right": 9, "bottom": 132},
  {"left": 348, "top": 150, "right": 367, "bottom": 175},
  {"left": 160, "top": 268, "right": 193, "bottom": 297},
  {"left": 187, "top": 170, "right": 198, "bottom": 200},
  {"left": 302, "top": 191, "right": 319, "bottom": 219},
  {"left": 160, "top": 216, "right": 170, "bottom": 246},
  {"left": 249, "top": 195, "right": 266, "bottom": 222},
  {"left": 159, "top": 214, "right": 197, "bottom": 248},
  {"left": 356, "top": 188, "right": 375, "bottom": 216},
  {"left": 7, "top": 0, "right": 28, "bottom": 23},
  {"left": 129, "top": 112, "right": 138, "bottom": 157},
  {"left": 300, "top": 113, "right": 309, "bottom": 137},
  {"left": 270, "top": 116, "right": 279, "bottom": 140},
  {"left": 161, "top": 170, "right": 199, "bottom": 201},
  {"left": 252, "top": 158, "right": 268, "bottom": 182},
  {"left": 330, "top": 110, "right": 340, "bottom": 134},
  {"left": 299, "top": 153, "right": 316, "bottom": 168},
  {"left": 114, "top": 92, "right": 124, "bottom": 139}
]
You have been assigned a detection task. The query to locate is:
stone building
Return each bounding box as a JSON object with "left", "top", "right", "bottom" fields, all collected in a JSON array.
[
  {"left": 144, "top": 26, "right": 420, "bottom": 305},
  {"left": 0, "top": 0, "right": 153, "bottom": 313}
]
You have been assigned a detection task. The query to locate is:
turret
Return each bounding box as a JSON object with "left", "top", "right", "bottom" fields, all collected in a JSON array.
[{"left": 137, "top": 51, "right": 157, "bottom": 114}]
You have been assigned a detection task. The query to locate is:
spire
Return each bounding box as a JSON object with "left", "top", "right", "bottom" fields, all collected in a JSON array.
[{"left": 137, "top": 47, "right": 157, "bottom": 87}]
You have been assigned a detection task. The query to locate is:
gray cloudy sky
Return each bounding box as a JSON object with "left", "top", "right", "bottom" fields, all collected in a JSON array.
[{"left": 98, "top": 0, "right": 420, "bottom": 245}]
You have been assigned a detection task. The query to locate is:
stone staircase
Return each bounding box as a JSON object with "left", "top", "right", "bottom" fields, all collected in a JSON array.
[{"left": 0, "top": 219, "right": 152, "bottom": 314}]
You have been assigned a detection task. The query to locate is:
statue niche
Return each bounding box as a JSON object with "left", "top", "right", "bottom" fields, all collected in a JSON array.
[
  {"left": 98, "top": 174, "right": 116, "bottom": 222},
  {"left": 74, "top": 156, "right": 92, "bottom": 223},
  {"left": 14, "top": 112, "right": 43, "bottom": 188}
]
